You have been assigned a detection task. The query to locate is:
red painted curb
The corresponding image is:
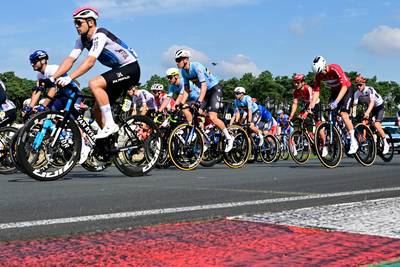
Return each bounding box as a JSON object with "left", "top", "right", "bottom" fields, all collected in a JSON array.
[{"left": 1, "top": 220, "right": 400, "bottom": 266}]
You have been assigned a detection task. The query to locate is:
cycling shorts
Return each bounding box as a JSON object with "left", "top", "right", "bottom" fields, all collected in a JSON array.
[
  {"left": 204, "top": 84, "right": 222, "bottom": 113},
  {"left": 371, "top": 104, "right": 385, "bottom": 122},
  {"left": 329, "top": 87, "right": 354, "bottom": 114}
]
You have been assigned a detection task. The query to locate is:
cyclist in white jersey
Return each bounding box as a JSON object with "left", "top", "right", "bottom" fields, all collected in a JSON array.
[
  {"left": 352, "top": 75, "right": 389, "bottom": 154},
  {"left": 127, "top": 86, "right": 156, "bottom": 116},
  {"left": 0, "top": 79, "right": 16, "bottom": 127},
  {"left": 51, "top": 7, "right": 140, "bottom": 139}
]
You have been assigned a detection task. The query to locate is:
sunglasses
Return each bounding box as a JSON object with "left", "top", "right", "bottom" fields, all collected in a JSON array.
[
  {"left": 175, "top": 58, "right": 184, "bottom": 63},
  {"left": 74, "top": 19, "right": 85, "bottom": 27},
  {"left": 356, "top": 83, "right": 364, "bottom": 87},
  {"left": 167, "top": 75, "right": 174, "bottom": 80},
  {"left": 235, "top": 92, "right": 243, "bottom": 95}
]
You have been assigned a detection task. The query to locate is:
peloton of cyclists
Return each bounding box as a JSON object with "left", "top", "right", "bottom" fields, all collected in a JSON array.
[
  {"left": 308, "top": 56, "right": 359, "bottom": 155},
  {"left": 230, "top": 86, "right": 264, "bottom": 146},
  {"left": 174, "top": 49, "right": 234, "bottom": 152},
  {"left": 352, "top": 75, "right": 390, "bottom": 154}
]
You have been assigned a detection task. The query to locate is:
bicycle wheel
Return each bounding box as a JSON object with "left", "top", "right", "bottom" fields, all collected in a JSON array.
[
  {"left": 280, "top": 136, "right": 290, "bottom": 160},
  {"left": 354, "top": 123, "right": 376, "bottom": 166},
  {"left": 113, "top": 115, "right": 161, "bottom": 176},
  {"left": 289, "top": 129, "right": 311, "bottom": 165},
  {"left": 16, "top": 111, "right": 81, "bottom": 181},
  {"left": 168, "top": 123, "right": 204, "bottom": 171},
  {"left": 200, "top": 127, "right": 222, "bottom": 168},
  {"left": 223, "top": 125, "right": 251, "bottom": 168},
  {"left": 260, "top": 134, "right": 279, "bottom": 164},
  {"left": 377, "top": 128, "right": 394, "bottom": 162},
  {"left": 314, "top": 122, "right": 343, "bottom": 168},
  {"left": 0, "top": 126, "right": 18, "bottom": 174}
]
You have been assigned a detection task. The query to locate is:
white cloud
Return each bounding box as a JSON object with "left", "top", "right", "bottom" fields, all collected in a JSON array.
[
  {"left": 216, "top": 54, "right": 261, "bottom": 78},
  {"left": 361, "top": 25, "right": 400, "bottom": 55},
  {"left": 289, "top": 14, "right": 325, "bottom": 37},
  {"left": 76, "top": 0, "right": 258, "bottom": 18}
]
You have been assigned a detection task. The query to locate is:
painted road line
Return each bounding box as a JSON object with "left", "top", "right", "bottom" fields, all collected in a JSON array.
[
  {"left": 1, "top": 187, "right": 400, "bottom": 230},
  {"left": 232, "top": 197, "right": 400, "bottom": 239}
]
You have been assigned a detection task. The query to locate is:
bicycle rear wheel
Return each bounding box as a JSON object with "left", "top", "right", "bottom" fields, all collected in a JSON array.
[
  {"left": 260, "top": 134, "right": 278, "bottom": 163},
  {"left": 354, "top": 123, "right": 376, "bottom": 166},
  {"left": 223, "top": 125, "right": 250, "bottom": 168},
  {"left": 289, "top": 129, "right": 311, "bottom": 165},
  {"left": 0, "top": 126, "right": 18, "bottom": 174},
  {"left": 314, "top": 122, "right": 343, "bottom": 168}
]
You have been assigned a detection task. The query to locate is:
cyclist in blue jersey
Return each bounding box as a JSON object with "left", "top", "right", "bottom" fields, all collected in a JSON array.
[
  {"left": 277, "top": 110, "right": 293, "bottom": 136},
  {"left": 174, "top": 49, "right": 234, "bottom": 152},
  {"left": 230, "top": 87, "right": 264, "bottom": 146},
  {"left": 257, "top": 104, "right": 278, "bottom": 135},
  {"left": 51, "top": 7, "right": 140, "bottom": 139},
  {"left": 159, "top": 68, "right": 200, "bottom": 123}
]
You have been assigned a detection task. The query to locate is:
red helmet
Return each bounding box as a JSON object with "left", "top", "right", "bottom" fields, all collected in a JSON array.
[
  {"left": 293, "top": 73, "right": 305, "bottom": 82},
  {"left": 355, "top": 75, "right": 366, "bottom": 84}
]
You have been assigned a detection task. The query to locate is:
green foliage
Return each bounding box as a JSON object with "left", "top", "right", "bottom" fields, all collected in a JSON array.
[{"left": 144, "top": 75, "right": 169, "bottom": 91}]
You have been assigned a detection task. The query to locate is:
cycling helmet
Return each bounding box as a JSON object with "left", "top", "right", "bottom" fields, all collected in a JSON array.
[
  {"left": 73, "top": 6, "right": 99, "bottom": 20},
  {"left": 175, "top": 49, "right": 191, "bottom": 59},
  {"left": 29, "top": 50, "right": 48, "bottom": 64},
  {"left": 166, "top": 68, "right": 180, "bottom": 76},
  {"left": 312, "top": 56, "right": 326, "bottom": 73},
  {"left": 277, "top": 109, "right": 284, "bottom": 115},
  {"left": 234, "top": 87, "right": 246, "bottom": 94},
  {"left": 151, "top": 84, "right": 164, "bottom": 91},
  {"left": 355, "top": 75, "right": 367, "bottom": 84},
  {"left": 293, "top": 73, "right": 305, "bottom": 82},
  {"left": 23, "top": 98, "right": 31, "bottom": 107}
]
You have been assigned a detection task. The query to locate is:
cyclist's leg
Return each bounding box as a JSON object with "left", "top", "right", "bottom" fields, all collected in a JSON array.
[{"left": 337, "top": 87, "right": 358, "bottom": 153}]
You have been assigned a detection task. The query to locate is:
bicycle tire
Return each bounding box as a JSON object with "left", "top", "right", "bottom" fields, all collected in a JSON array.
[
  {"left": 260, "top": 134, "right": 279, "bottom": 164},
  {"left": 289, "top": 129, "right": 312, "bottom": 165},
  {"left": 354, "top": 123, "right": 376, "bottom": 167},
  {"left": 0, "top": 126, "right": 18, "bottom": 174},
  {"left": 314, "top": 122, "right": 343, "bottom": 169},
  {"left": 223, "top": 125, "right": 251, "bottom": 168}
]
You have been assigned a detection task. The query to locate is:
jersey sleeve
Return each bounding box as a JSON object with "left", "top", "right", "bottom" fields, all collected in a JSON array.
[
  {"left": 88, "top": 32, "right": 107, "bottom": 59},
  {"left": 69, "top": 39, "right": 83, "bottom": 59},
  {"left": 194, "top": 64, "right": 207, "bottom": 84},
  {"left": 330, "top": 64, "right": 351, "bottom": 87}
]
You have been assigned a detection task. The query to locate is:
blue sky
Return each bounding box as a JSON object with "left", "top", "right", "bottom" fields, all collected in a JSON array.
[{"left": 1, "top": 0, "right": 400, "bottom": 86}]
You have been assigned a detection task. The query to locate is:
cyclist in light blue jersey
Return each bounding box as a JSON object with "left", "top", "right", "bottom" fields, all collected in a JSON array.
[
  {"left": 175, "top": 49, "right": 233, "bottom": 152},
  {"left": 230, "top": 87, "right": 264, "bottom": 146}
]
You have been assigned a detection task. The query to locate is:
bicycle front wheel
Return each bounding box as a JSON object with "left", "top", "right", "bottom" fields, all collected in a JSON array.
[
  {"left": 289, "top": 129, "right": 311, "bottom": 165},
  {"left": 314, "top": 122, "right": 343, "bottom": 168},
  {"left": 223, "top": 125, "right": 251, "bottom": 168},
  {"left": 354, "top": 123, "right": 376, "bottom": 167},
  {"left": 0, "top": 126, "right": 18, "bottom": 174},
  {"left": 260, "top": 134, "right": 279, "bottom": 164}
]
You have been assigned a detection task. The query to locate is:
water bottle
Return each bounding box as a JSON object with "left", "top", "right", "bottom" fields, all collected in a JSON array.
[{"left": 122, "top": 98, "right": 132, "bottom": 112}]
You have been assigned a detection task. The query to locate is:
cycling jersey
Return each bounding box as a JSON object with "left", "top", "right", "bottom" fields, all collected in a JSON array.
[
  {"left": 258, "top": 104, "right": 273, "bottom": 122},
  {"left": 155, "top": 92, "right": 175, "bottom": 110},
  {"left": 0, "top": 80, "right": 16, "bottom": 112},
  {"left": 167, "top": 77, "right": 200, "bottom": 102},
  {"left": 277, "top": 114, "right": 290, "bottom": 128},
  {"left": 234, "top": 95, "right": 259, "bottom": 113},
  {"left": 131, "top": 90, "right": 156, "bottom": 110},
  {"left": 37, "top": 64, "right": 59, "bottom": 81},
  {"left": 293, "top": 84, "right": 319, "bottom": 104},
  {"left": 69, "top": 27, "right": 138, "bottom": 69},
  {"left": 353, "top": 86, "right": 384, "bottom": 107},
  {"left": 181, "top": 62, "right": 219, "bottom": 89},
  {"left": 314, "top": 64, "right": 352, "bottom": 92}
]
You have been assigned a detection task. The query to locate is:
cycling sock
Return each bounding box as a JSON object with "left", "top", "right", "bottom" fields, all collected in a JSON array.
[
  {"left": 100, "top": 104, "right": 115, "bottom": 126},
  {"left": 222, "top": 128, "right": 232, "bottom": 140},
  {"left": 349, "top": 130, "right": 356, "bottom": 142}
]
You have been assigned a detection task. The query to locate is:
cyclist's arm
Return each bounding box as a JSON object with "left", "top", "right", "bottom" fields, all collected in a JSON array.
[
  {"left": 140, "top": 103, "right": 148, "bottom": 115},
  {"left": 28, "top": 90, "right": 41, "bottom": 108},
  {"left": 198, "top": 82, "right": 207, "bottom": 103},
  {"left": 43, "top": 88, "right": 56, "bottom": 107},
  {"left": 334, "top": 85, "right": 348, "bottom": 104},
  {"left": 179, "top": 90, "right": 189, "bottom": 105},
  {"left": 289, "top": 98, "right": 298, "bottom": 120},
  {"left": 68, "top": 56, "right": 97, "bottom": 80},
  {"left": 131, "top": 103, "right": 137, "bottom": 115},
  {"left": 364, "top": 98, "right": 374, "bottom": 117},
  {"left": 158, "top": 96, "right": 171, "bottom": 112},
  {"left": 309, "top": 91, "right": 319, "bottom": 110}
]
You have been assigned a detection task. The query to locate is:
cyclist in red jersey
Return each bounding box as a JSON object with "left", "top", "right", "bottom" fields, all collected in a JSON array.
[{"left": 308, "top": 56, "right": 358, "bottom": 154}]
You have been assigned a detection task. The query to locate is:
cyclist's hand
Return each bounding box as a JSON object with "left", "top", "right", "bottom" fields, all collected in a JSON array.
[
  {"left": 56, "top": 76, "right": 72, "bottom": 87},
  {"left": 328, "top": 100, "right": 338, "bottom": 110},
  {"left": 191, "top": 101, "right": 202, "bottom": 110},
  {"left": 363, "top": 112, "right": 370, "bottom": 119},
  {"left": 22, "top": 106, "right": 33, "bottom": 118},
  {"left": 299, "top": 112, "right": 308, "bottom": 120}
]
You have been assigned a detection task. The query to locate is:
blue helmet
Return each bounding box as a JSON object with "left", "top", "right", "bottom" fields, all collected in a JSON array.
[{"left": 29, "top": 50, "right": 48, "bottom": 64}]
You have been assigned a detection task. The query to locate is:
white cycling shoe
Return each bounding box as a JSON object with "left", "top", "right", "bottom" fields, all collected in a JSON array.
[
  {"left": 225, "top": 137, "right": 234, "bottom": 153},
  {"left": 94, "top": 123, "right": 119, "bottom": 139},
  {"left": 258, "top": 134, "right": 264, "bottom": 147},
  {"left": 382, "top": 141, "right": 390, "bottom": 155},
  {"left": 79, "top": 142, "right": 91, "bottom": 165},
  {"left": 348, "top": 140, "right": 359, "bottom": 155},
  {"left": 322, "top": 146, "right": 329, "bottom": 157}
]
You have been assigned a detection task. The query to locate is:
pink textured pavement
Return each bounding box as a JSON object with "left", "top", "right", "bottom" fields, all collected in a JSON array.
[{"left": 1, "top": 219, "right": 400, "bottom": 266}]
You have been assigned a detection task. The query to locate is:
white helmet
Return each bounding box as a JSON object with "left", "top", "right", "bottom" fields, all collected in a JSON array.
[
  {"left": 166, "top": 68, "right": 180, "bottom": 77},
  {"left": 312, "top": 56, "right": 326, "bottom": 73},
  {"left": 277, "top": 109, "right": 284, "bottom": 115},
  {"left": 23, "top": 98, "right": 31, "bottom": 107},
  {"left": 151, "top": 83, "right": 164, "bottom": 91},
  {"left": 175, "top": 49, "right": 191, "bottom": 59},
  {"left": 72, "top": 6, "right": 99, "bottom": 20},
  {"left": 234, "top": 87, "right": 246, "bottom": 94}
]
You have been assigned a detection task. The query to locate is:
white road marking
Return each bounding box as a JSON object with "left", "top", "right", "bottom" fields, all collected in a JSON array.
[
  {"left": 232, "top": 197, "right": 400, "bottom": 239},
  {"left": 1, "top": 187, "right": 400, "bottom": 230}
]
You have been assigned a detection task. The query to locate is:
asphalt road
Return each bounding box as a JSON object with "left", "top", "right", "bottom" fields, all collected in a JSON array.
[{"left": 0, "top": 156, "right": 399, "bottom": 241}]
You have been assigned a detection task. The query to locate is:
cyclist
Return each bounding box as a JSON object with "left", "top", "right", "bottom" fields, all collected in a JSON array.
[
  {"left": 257, "top": 104, "right": 277, "bottom": 135},
  {"left": 175, "top": 49, "right": 234, "bottom": 152},
  {"left": 127, "top": 85, "right": 156, "bottom": 116},
  {"left": 0, "top": 79, "right": 16, "bottom": 127},
  {"left": 397, "top": 104, "right": 400, "bottom": 127},
  {"left": 352, "top": 75, "right": 389, "bottom": 154},
  {"left": 230, "top": 87, "right": 263, "bottom": 146},
  {"left": 309, "top": 56, "right": 358, "bottom": 154},
  {"left": 52, "top": 6, "right": 140, "bottom": 139},
  {"left": 159, "top": 68, "right": 200, "bottom": 123},
  {"left": 151, "top": 83, "right": 175, "bottom": 112},
  {"left": 26, "top": 50, "right": 90, "bottom": 164},
  {"left": 277, "top": 110, "right": 293, "bottom": 136}
]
